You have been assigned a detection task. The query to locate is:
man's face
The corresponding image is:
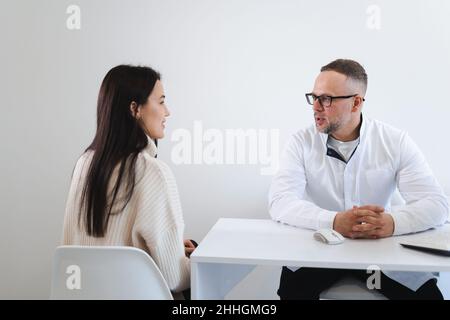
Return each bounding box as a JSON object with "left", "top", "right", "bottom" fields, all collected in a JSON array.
[{"left": 311, "top": 71, "right": 356, "bottom": 135}]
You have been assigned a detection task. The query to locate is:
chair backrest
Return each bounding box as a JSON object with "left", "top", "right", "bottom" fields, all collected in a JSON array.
[
  {"left": 319, "top": 276, "right": 386, "bottom": 300},
  {"left": 50, "top": 245, "right": 173, "bottom": 300}
]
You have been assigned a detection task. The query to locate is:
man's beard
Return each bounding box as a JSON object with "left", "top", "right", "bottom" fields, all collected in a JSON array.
[{"left": 322, "top": 121, "right": 341, "bottom": 135}]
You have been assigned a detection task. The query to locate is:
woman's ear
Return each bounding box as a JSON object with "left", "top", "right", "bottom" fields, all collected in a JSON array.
[{"left": 129, "top": 101, "right": 140, "bottom": 119}]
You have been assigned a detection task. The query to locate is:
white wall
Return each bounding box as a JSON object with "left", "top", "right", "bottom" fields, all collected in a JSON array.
[{"left": 1, "top": 0, "right": 449, "bottom": 299}]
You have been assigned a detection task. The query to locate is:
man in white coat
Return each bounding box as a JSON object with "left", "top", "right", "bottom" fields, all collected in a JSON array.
[{"left": 268, "top": 59, "right": 449, "bottom": 299}]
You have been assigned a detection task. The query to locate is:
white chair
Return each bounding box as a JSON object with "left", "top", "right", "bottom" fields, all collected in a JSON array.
[
  {"left": 50, "top": 245, "right": 173, "bottom": 300},
  {"left": 320, "top": 273, "right": 450, "bottom": 300},
  {"left": 320, "top": 276, "right": 387, "bottom": 300}
]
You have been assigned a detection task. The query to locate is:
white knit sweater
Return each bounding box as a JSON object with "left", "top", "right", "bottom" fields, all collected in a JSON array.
[{"left": 62, "top": 137, "right": 190, "bottom": 293}]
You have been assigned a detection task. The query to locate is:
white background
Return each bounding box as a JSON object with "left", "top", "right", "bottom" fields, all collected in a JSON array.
[{"left": 1, "top": 0, "right": 449, "bottom": 299}]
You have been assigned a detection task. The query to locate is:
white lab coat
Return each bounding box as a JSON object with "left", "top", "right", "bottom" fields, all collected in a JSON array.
[{"left": 268, "top": 115, "right": 449, "bottom": 291}]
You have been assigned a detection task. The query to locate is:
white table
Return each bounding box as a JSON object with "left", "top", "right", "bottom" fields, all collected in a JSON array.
[{"left": 190, "top": 218, "right": 450, "bottom": 299}]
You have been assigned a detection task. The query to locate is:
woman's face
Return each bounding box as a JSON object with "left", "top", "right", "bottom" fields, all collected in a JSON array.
[{"left": 139, "top": 80, "right": 170, "bottom": 139}]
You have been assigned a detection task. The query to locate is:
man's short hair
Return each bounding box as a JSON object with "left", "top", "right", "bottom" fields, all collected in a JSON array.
[{"left": 321, "top": 59, "right": 368, "bottom": 94}]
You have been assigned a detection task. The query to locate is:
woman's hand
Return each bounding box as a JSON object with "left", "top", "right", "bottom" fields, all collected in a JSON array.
[{"left": 184, "top": 239, "right": 196, "bottom": 258}]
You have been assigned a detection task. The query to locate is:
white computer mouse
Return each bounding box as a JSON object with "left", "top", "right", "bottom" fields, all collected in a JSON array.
[{"left": 313, "top": 229, "right": 345, "bottom": 245}]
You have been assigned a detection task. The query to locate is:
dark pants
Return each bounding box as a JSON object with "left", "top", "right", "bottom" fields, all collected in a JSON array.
[{"left": 278, "top": 267, "right": 443, "bottom": 300}]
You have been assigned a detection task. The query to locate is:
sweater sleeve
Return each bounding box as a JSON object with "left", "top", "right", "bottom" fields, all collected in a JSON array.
[
  {"left": 132, "top": 155, "right": 190, "bottom": 293},
  {"left": 62, "top": 153, "right": 91, "bottom": 245}
]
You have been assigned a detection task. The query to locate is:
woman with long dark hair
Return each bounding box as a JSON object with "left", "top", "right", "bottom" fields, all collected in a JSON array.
[{"left": 62, "top": 65, "right": 194, "bottom": 298}]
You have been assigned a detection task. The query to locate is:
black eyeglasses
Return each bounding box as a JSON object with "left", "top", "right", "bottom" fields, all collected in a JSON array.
[{"left": 305, "top": 93, "right": 365, "bottom": 108}]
